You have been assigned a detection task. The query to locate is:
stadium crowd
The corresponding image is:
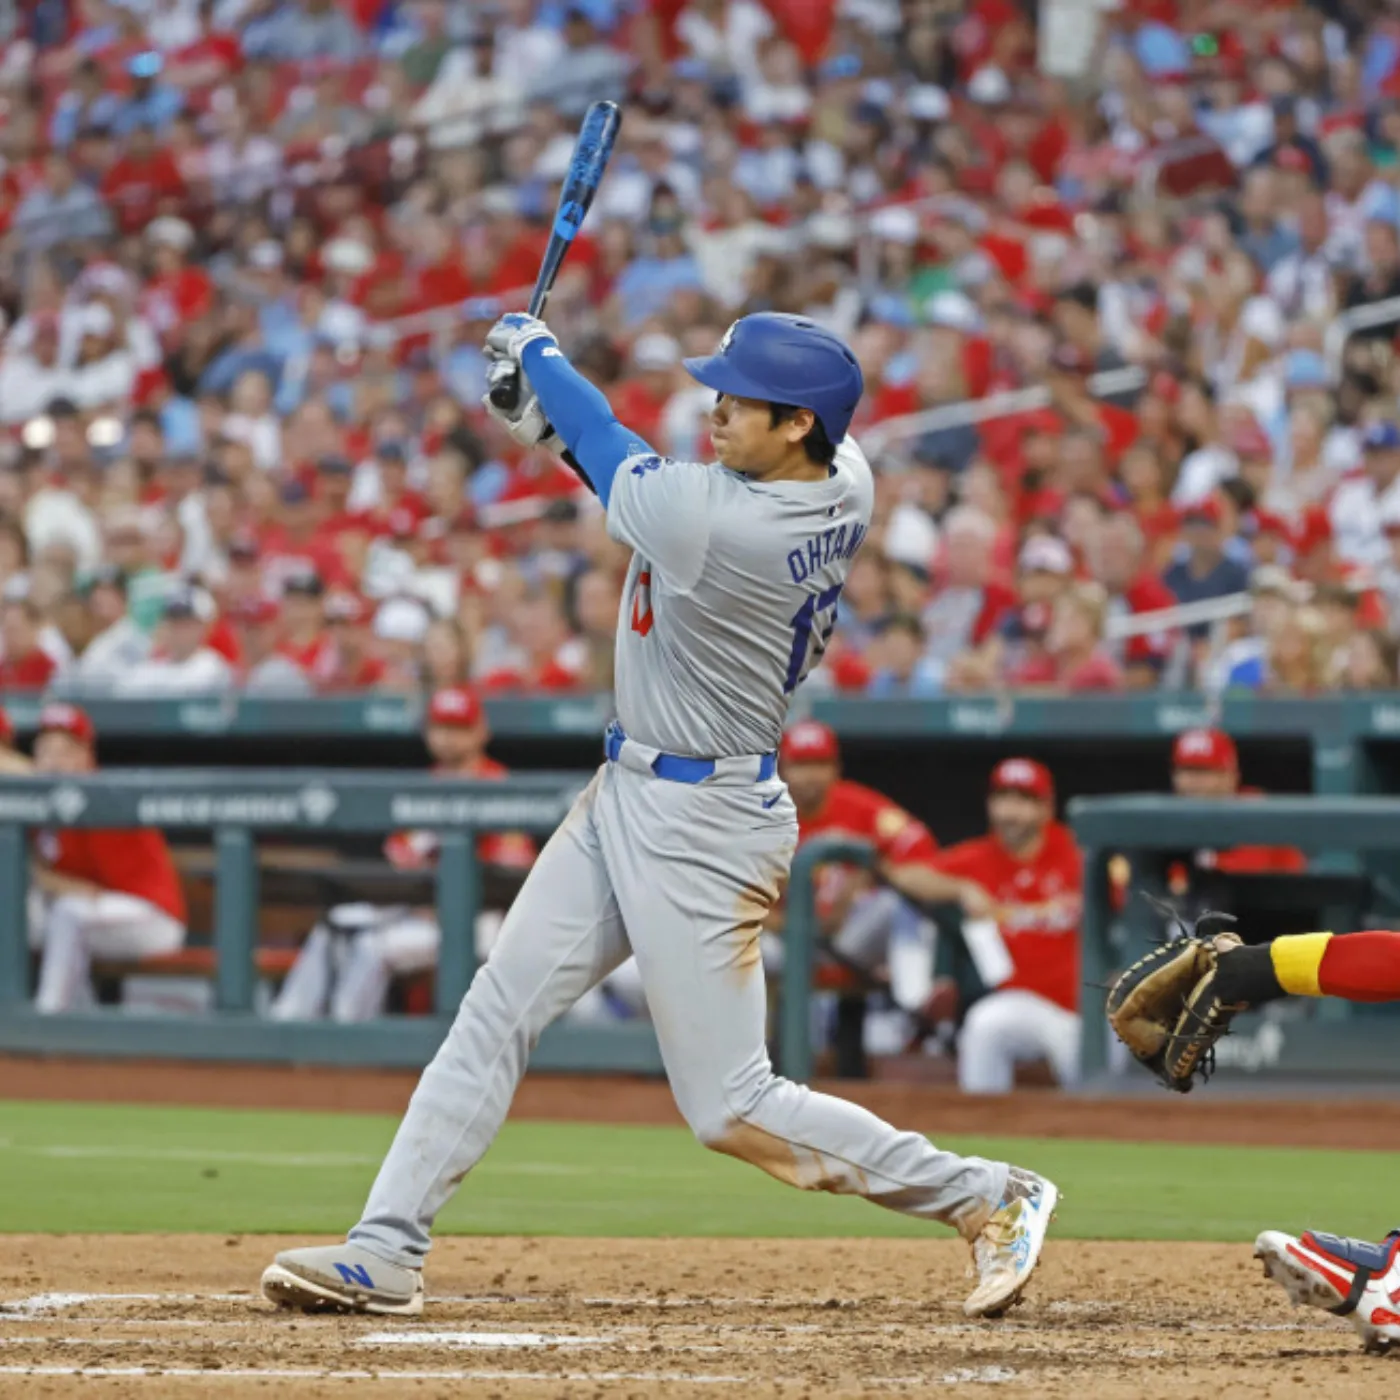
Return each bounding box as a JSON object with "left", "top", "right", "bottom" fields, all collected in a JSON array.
[{"left": 3, "top": 0, "right": 1400, "bottom": 697}]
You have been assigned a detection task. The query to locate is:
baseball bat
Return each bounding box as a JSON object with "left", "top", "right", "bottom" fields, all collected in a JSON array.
[{"left": 487, "top": 100, "right": 622, "bottom": 411}]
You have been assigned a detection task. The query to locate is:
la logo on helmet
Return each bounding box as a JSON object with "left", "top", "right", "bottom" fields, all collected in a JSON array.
[{"left": 719, "top": 322, "right": 738, "bottom": 354}]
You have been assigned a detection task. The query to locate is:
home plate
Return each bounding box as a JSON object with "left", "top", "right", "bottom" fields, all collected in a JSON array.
[{"left": 360, "top": 1331, "right": 604, "bottom": 1349}]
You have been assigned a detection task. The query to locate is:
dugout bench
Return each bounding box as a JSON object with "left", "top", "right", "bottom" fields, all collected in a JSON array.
[{"left": 84, "top": 850, "right": 532, "bottom": 1014}]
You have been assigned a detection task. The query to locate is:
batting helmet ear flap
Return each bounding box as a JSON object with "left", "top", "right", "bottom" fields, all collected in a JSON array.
[{"left": 683, "top": 314, "right": 865, "bottom": 443}]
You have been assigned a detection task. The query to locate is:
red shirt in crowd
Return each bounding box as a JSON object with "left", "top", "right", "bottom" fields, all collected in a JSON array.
[
  {"left": 41, "top": 828, "right": 187, "bottom": 924},
  {"left": 0, "top": 648, "right": 57, "bottom": 689},
  {"left": 101, "top": 150, "right": 186, "bottom": 234},
  {"left": 932, "top": 822, "right": 1083, "bottom": 1012},
  {"left": 140, "top": 266, "right": 216, "bottom": 344}
]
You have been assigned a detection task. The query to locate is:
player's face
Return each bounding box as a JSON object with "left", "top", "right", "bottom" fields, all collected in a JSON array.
[
  {"left": 709, "top": 394, "right": 814, "bottom": 476},
  {"left": 426, "top": 722, "right": 484, "bottom": 770},
  {"left": 1172, "top": 767, "right": 1237, "bottom": 798},
  {"left": 33, "top": 731, "right": 93, "bottom": 775},
  {"left": 988, "top": 790, "right": 1048, "bottom": 854},
  {"left": 782, "top": 758, "right": 838, "bottom": 815}
]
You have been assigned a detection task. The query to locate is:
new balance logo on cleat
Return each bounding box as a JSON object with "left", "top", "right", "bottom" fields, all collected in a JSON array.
[{"left": 333, "top": 1262, "right": 375, "bottom": 1288}]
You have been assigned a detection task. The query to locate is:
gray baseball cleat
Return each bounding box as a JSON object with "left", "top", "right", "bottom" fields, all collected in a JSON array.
[
  {"left": 261, "top": 1242, "right": 424, "bottom": 1316},
  {"left": 963, "top": 1167, "right": 1060, "bottom": 1318}
]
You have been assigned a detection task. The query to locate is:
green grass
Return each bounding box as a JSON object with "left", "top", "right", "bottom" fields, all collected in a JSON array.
[{"left": 1, "top": 1099, "right": 1396, "bottom": 1241}]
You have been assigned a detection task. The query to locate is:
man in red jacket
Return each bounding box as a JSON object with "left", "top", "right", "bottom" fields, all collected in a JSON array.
[
  {"left": 913, "top": 758, "right": 1083, "bottom": 1094},
  {"left": 28, "top": 703, "right": 187, "bottom": 1013},
  {"left": 271, "top": 686, "right": 534, "bottom": 1022},
  {"left": 777, "top": 720, "right": 992, "bottom": 1012}
]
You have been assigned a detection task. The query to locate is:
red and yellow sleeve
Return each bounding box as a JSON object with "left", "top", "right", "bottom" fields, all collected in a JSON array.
[{"left": 1271, "top": 930, "right": 1400, "bottom": 1002}]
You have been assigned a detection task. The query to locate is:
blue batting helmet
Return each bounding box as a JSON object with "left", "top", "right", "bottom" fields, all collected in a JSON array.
[{"left": 683, "top": 313, "right": 865, "bottom": 444}]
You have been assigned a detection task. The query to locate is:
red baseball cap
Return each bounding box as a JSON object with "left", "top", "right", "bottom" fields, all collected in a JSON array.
[
  {"left": 427, "top": 685, "right": 483, "bottom": 729},
  {"left": 37, "top": 702, "right": 95, "bottom": 747},
  {"left": 780, "top": 720, "right": 840, "bottom": 764},
  {"left": 1172, "top": 727, "right": 1238, "bottom": 772},
  {"left": 989, "top": 757, "right": 1054, "bottom": 802},
  {"left": 0, "top": 706, "right": 12, "bottom": 747}
]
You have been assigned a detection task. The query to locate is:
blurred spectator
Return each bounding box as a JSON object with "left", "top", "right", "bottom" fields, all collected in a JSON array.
[
  {"left": 981, "top": 533, "right": 1074, "bottom": 690},
  {"left": 1162, "top": 497, "right": 1252, "bottom": 640},
  {"left": 0, "top": 593, "right": 59, "bottom": 689},
  {"left": 922, "top": 507, "right": 1014, "bottom": 675},
  {"left": 67, "top": 566, "right": 150, "bottom": 689},
  {"left": 243, "top": 0, "right": 364, "bottom": 63},
  {"left": 865, "top": 613, "right": 942, "bottom": 696},
  {"left": 1342, "top": 629, "right": 1399, "bottom": 691},
  {"left": 4, "top": 0, "right": 1400, "bottom": 705},
  {"left": 231, "top": 596, "right": 312, "bottom": 695},
  {"left": 1088, "top": 513, "right": 1176, "bottom": 688},
  {"left": 114, "top": 591, "right": 234, "bottom": 694},
  {"left": 13, "top": 151, "right": 113, "bottom": 255},
  {"left": 319, "top": 590, "right": 387, "bottom": 691},
  {"left": 1332, "top": 422, "right": 1400, "bottom": 568}
]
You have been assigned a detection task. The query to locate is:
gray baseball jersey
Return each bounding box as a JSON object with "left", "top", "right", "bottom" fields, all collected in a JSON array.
[
  {"left": 607, "top": 438, "right": 874, "bottom": 757},
  {"left": 342, "top": 434, "right": 1013, "bottom": 1276}
]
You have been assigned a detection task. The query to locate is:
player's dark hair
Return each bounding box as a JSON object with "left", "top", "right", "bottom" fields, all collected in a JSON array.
[{"left": 769, "top": 403, "right": 836, "bottom": 465}]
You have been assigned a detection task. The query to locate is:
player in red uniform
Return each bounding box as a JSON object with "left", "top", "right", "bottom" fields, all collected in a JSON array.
[
  {"left": 271, "top": 686, "right": 534, "bottom": 1022},
  {"left": 28, "top": 703, "right": 187, "bottom": 1013},
  {"left": 1169, "top": 727, "right": 1307, "bottom": 875},
  {"left": 773, "top": 721, "right": 995, "bottom": 1037},
  {"left": 897, "top": 758, "right": 1083, "bottom": 1093}
]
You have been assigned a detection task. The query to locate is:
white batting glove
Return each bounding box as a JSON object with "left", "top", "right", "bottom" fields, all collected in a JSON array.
[
  {"left": 481, "top": 359, "right": 564, "bottom": 454},
  {"left": 484, "top": 312, "right": 558, "bottom": 363}
]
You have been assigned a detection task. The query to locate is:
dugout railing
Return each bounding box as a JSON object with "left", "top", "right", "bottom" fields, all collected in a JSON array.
[
  {"left": 0, "top": 768, "right": 672, "bottom": 1073},
  {"left": 0, "top": 769, "right": 853, "bottom": 1085}
]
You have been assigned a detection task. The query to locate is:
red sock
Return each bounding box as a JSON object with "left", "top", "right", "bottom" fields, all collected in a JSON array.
[{"left": 1318, "top": 931, "right": 1400, "bottom": 1002}]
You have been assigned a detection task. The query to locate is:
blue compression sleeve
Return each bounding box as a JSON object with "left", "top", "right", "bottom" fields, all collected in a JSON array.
[{"left": 520, "top": 340, "right": 655, "bottom": 506}]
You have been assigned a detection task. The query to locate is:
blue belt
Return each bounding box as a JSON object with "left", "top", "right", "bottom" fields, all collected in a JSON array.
[{"left": 605, "top": 721, "right": 777, "bottom": 785}]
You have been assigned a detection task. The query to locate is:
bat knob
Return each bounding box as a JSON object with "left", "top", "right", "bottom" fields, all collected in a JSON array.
[{"left": 487, "top": 360, "right": 522, "bottom": 412}]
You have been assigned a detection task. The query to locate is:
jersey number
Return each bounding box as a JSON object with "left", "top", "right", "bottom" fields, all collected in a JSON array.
[
  {"left": 630, "top": 570, "right": 654, "bottom": 637},
  {"left": 783, "top": 583, "right": 843, "bottom": 694}
]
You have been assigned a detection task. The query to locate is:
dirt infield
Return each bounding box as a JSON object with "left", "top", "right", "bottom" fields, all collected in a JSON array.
[
  {"left": 0, "top": 1233, "right": 1389, "bottom": 1399},
  {"left": 5, "top": 1056, "right": 1400, "bottom": 1394},
  {"left": 9, "top": 1053, "right": 1400, "bottom": 1148}
]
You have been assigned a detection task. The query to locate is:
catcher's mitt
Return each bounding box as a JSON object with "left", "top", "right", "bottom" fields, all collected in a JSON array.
[{"left": 1105, "top": 902, "right": 1246, "bottom": 1093}]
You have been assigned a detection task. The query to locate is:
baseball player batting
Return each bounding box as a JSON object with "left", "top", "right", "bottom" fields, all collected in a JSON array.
[{"left": 260, "top": 310, "right": 1058, "bottom": 1320}]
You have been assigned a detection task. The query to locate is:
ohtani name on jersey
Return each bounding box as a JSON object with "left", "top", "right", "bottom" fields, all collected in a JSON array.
[{"left": 787, "top": 523, "right": 866, "bottom": 584}]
